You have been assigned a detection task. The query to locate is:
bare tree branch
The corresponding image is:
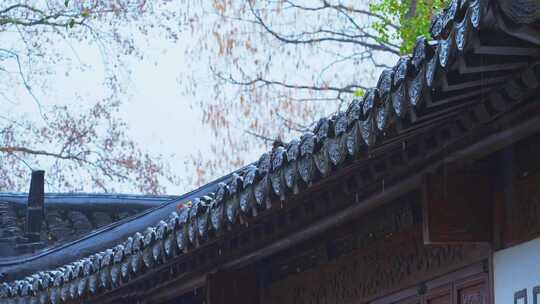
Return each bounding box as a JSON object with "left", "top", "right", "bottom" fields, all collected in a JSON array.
[
  {"left": 0, "top": 4, "right": 45, "bottom": 15},
  {"left": 243, "top": 129, "right": 276, "bottom": 143},
  {"left": 215, "top": 69, "right": 367, "bottom": 95},
  {"left": 0, "top": 146, "right": 86, "bottom": 161},
  {"left": 275, "top": 112, "right": 311, "bottom": 133},
  {"left": 248, "top": 2, "right": 400, "bottom": 55},
  {"left": 0, "top": 48, "right": 46, "bottom": 119},
  {"left": 0, "top": 1, "right": 179, "bottom": 193},
  {"left": 283, "top": 0, "right": 399, "bottom": 30}
]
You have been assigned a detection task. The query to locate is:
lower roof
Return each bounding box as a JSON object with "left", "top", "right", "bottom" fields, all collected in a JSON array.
[{"left": 0, "top": 193, "right": 178, "bottom": 258}]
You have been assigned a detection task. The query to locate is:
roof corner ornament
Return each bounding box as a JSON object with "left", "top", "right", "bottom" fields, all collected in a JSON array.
[{"left": 26, "top": 170, "right": 45, "bottom": 243}]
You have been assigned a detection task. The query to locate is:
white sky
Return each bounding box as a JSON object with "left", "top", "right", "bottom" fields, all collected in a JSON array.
[
  {"left": 2, "top": 26, "right": 254, "bottom": 195},
  {"left": 1, "top": 2, "right": 395, "bottom": 195}
]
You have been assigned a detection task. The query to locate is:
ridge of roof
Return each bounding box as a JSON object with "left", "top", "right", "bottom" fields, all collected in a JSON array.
[
  {"left": 1, "top": 0, "right": 539, "bottom": 302},
  {"left": 0, "top": 193, "right": 180, "bottom": 201},
  {"left": 0, "top": 192, "right": 180, "bottom": 210}
]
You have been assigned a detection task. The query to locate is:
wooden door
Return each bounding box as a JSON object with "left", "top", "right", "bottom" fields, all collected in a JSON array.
[
  {"left": 371, "top": 265, "right": 489, "bottom": 304},
  {"left": 454, "top": 274, "right": 488, "bottom": 304},
  {"left": 425, "top": 285, "right": 452, "bottom": 304}
]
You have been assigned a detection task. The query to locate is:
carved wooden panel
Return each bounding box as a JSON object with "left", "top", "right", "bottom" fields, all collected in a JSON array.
[
  {"left": 267, "top": 198, "right": 419, "bottom": 282},
  {"left": 263, "top": 227, "right": 488, "bottom": 304}
]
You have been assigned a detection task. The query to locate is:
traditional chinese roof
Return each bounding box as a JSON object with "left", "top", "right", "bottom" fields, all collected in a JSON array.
[
  {"left": 0, "top": 193, "right": 178, "bottom": 256},
  {"left": 1, "top": 0, "right": 539, "bottom": 302}
]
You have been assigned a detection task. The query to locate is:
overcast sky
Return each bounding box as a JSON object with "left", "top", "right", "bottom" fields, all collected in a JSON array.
[
  {"left": 1, "top": 2, "right": 394, "bottom": 195},
  {"left": 2, "top": 23, "right": 254, "bottom": 195}
]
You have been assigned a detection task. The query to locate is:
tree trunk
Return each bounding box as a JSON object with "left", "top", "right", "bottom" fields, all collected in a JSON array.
[{"left": 405, "top": 0, "right": 418, "bottom": 19}]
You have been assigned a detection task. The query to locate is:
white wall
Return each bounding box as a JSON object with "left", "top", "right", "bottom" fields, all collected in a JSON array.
[{"left": 494, "top": 237, "right": 540, "bottom": 304}]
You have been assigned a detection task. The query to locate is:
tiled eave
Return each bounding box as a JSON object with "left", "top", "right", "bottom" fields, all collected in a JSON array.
[{"left": 1, "top": 0, "right": 539, "bottom": 303}]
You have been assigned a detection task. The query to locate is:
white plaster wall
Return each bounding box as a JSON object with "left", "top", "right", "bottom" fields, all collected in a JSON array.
[{"left": 494, "top": 237, "right": 540, "bottom": 304}]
